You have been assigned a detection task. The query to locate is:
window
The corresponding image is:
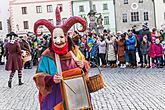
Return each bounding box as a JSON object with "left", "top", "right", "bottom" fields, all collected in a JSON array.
[
  {"left": 164, "top": 0, "right": 165, "bottom": 3},
  {"left": 104, "top": 16, "right": 109, "bottom": 25},
  {"left": 47, "top": 5, "right": 53, "bottom": 12},
  {"left": 131, "top": 12, "right": 139, "bottom": 22},
  {"left": 93, "top": 4, "right": 96, "bottom": 11},
  {"left": 124, "top": 0, "right": 128, "bottom": 4},
  {"left": 144, "top": 12, "right": 149, "bottom": 21},
  {"left": 23, "top": 21, "right": 29, "bottom": 29},
  {"left": 139, "top": 0, "right": 143, "bottom": 3},
  {"left": 122, "top": 13, "right": 127, "bottom": 23},
  {"left": 36, "top": 6, "right": 42, "bottom": 13},
  {"left": 79, "top": 5, "right": 84, "bottom": 12},
  {"left": 0, "top": 21, "right": 2, "bottom": 30},
  {"left": 103, "top": 4, "right": 108, "bottom": 10},
  {"left": 48, "top": 19, "right": 54, "bottom": 24},
  {"left": 22, "top": 7, "right": 27, "bottom": 14}
]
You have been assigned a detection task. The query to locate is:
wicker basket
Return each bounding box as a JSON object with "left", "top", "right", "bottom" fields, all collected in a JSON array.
[{"left": 87, "top": 62, "right": 104, "bottom": 93}]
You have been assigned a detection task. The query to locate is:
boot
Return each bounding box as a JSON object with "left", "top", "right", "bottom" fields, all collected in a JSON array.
[
  {"left": 111, "top": 64, "right": 114, "bottom": 68},
  {"left": 8, "top": 81, "right": 12, "bottom": 88},
  {"left": 113, "top": 64, "right": 117, "bottom": 68},
  {"left": 19, "top": 79, "right": 24, "bottom": 85}
]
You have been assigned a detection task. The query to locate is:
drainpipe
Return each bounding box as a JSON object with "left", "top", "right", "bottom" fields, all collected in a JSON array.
[
  {"left": 113, "top": 0, "right": 117, "bottom": 33},
  {"left": 152, "top": 0, "right": 157, "bottom": 28}
]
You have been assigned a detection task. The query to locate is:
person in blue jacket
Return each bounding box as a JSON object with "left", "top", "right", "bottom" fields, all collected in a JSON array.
[{"left": 126, "top": 30, "right": 137, "bottom": 68}]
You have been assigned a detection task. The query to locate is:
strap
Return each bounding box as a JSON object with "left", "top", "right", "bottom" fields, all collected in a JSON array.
[
  {"left": 55, "top": 53, "right": 62, "bottom": 77},
  {"left": 70, "top": 51, "right": 78, "bottom": 61}
]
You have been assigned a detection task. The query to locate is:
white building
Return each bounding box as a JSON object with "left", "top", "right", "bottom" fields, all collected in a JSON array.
[
  {"left": 0, "top": 0, "right": 9, "bottom": 39},
  {"left": 114, "top": 0, "right": 155, "bottom": 32},
  {"left": 154, "top": 0, "right": 165, "bottom": 30},
  {"left": 9, "top": 0, "right": 72, "bottom": 34},
  {"left": 72, "top": 0, "right": 116, "bottom": 32}
]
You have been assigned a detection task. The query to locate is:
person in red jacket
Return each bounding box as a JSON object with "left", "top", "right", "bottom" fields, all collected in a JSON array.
[{"left": 155, "top": 38, "right": 164, "bottom": 68}]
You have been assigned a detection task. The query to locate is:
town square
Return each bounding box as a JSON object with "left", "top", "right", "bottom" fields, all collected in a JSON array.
[{"left": 1, "top": 0, "right": 165, "bottom": 110}]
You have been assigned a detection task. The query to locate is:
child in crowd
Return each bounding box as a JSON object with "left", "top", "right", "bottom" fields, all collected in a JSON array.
[
  {"left": 140, "top": 35, "right": 150, "bottom": 68},
  {"left": 149, "top": 37, "right": 156, "bottom": 68},
  {"left": 155, "top": 38, "right": 164, "bottom": 68}
]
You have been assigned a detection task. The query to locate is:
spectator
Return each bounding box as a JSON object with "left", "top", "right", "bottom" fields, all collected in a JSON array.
[
  {"left": 149, "top": 37, "right": 156, "bottom": 68},
  {"left": 140, "top": 35, "right": 150, "bottom": 68},
  {"left": 97, "top": 35, "right": 106, "bottom": 68},
  {"left": 116, "top": 34, "right": 126, "bottom": 68},
  {"left": 155, "top": 39, "right": 164, "bottom": 68},
  {"left": 106, "top": 34, "right": 117, "bottom": 68},
  {"left": 126, "top": 30, "right": 137, "bottom": 68}
]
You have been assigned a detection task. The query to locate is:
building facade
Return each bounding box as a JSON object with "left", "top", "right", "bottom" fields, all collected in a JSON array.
[
  {"left": 115, "top": 0, "right": 155, "bottom": 32},
  {"left": 0, "top": 0, "right": 9, "bottom": 39},
  {"left": 72, "top": 0, "right": 116, "bottom": 32},
  {"left": 9, "top": 0, "right": 72, "bottom": 34},
  {"left": 154, "top": 0, "right": 165, "bottom": 30}
]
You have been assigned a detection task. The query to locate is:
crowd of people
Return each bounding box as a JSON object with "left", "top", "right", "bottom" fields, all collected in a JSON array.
[
  {"left": 75, "top": 24, "right": 165, "bottom": 69},
  {"left": 1, "top": 24, "right": 165, "bottom": 71}
]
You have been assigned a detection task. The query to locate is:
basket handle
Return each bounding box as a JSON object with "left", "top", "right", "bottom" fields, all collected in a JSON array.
[{"left": 90, "top": 61, "right": 102, "bottom": 75}]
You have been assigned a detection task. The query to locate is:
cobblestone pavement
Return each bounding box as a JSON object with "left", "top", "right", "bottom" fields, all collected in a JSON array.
[{"left": 1, "top": 65, "right": 165, "bottom": 110}]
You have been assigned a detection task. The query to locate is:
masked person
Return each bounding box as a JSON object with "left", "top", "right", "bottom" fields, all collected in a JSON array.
[
  {"left": 4, "top": 32, "right": 23, "bottom": 88},
  {"left": 33, "top": 16, "right": 90, "bottom": 110}
]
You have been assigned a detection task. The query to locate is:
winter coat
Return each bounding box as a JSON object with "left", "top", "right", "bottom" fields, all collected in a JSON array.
[
  {"left": 126, "top": 34, "right": 136, "bottom": 51},
  {"left": 97, "top": 40, "right": 106, "bottom": 54},
  {"left": 90, "top": 42, "right": 99, "bottom": 58},
  {"left": 4, "top": 42, "right": 23, "bottom": 71},
  {"left": 106, "top": 37, "right": 116, "bottom": 61},
  {"left": 155, "top": 44, "right": 163, "bottom": 57},
  {"left": 117, "top": 39, "right": 125, "bottom": 63},
  {"left": 140, "top": 41, "right": 150, "bottom": 55},
  {"left": 149, "top": 43, "right": 156, "bottom": 58}
]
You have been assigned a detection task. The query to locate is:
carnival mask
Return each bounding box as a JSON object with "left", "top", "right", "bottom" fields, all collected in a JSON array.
[{"left": 34, "top": 16, "right": 87, "bottom": 55}]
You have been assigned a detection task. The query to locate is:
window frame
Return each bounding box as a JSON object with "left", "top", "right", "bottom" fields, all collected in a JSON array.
[
  {"left": 103, "top": 3, "right": 108, "bottom": 10},
  {"left": 47, "top": 5, "right": 53, "bottom": 13},
  {"left": 104, "top": 16, "right": 109, "bottom": 25},
  {"left": 79, "top": 5, "right": 84, "bottom": 12},
  {"left": 22, "top": 7, "right": 27, "bottom": 14},
  {"left": 139, "top": 0, "right": 143, "bottom": 3},
  {"left": 36, "top": 6, "right": 42, "bottom": 13},
  {"left": 124, "top": 0, "right": 128, "bottom": 4},
  {"left": 144, "top": 12, "right": 149, "bottom": 21},
  {"left": 23, "top": 21, "right": 29, "bottom": 29},
  {"left": 122, "top": 13, "right": 127, "bottom": 23},
  {"left": 131, "top": 12, "right": 139, "bottom": 22}
]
